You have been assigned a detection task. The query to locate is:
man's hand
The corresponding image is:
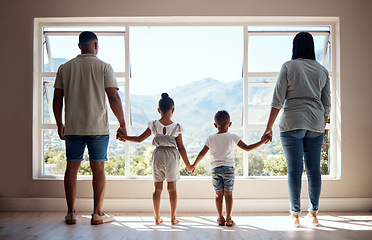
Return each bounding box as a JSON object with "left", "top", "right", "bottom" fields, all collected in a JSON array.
[
  {"left": 116, "top": 126, "right": 127, "bottom": 142},
  {"left": 57, "top": 124, "right": 65, "bottom": 140}
]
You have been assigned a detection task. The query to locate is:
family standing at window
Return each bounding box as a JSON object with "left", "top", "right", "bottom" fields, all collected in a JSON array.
[{"left": 53, "top": 31, "right": 330, "bottom": 227}]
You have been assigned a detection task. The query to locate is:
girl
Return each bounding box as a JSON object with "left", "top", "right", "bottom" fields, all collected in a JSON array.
[{"left": 118, "top": 93, "right": 194, "bottom": 225}]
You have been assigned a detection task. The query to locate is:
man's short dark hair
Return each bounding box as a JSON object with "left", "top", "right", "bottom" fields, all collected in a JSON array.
[
  {"left": 214, "top": 110, "right": 230, "bottom": 126},
  {"left": 79, "top": 31, "right": 98, "bottom": 44}
]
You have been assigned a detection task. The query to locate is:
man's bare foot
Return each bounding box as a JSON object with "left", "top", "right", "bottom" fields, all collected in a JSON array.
[
  {"left": 155, "top": 218, "right": 163, "bottom": 225},
  {"left": 171, "top": 218, "right": 180, "bottom": 225}
]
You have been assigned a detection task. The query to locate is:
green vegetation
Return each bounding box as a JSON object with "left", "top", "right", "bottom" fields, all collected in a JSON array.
[{"left": 44, "top": 131, "right": 329, "bottom": 176}]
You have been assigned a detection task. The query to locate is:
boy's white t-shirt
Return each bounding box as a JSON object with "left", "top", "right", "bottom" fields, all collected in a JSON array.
[{"left": 205, "top": 132, "right": 241, "bottom": 169}]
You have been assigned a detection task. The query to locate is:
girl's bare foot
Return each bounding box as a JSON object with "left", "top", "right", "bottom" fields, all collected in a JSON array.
[
  {"left": 217, "top": 216, "right": 226, "bottom": 226},
  {"left": 155, "top": 218, "right": 163, "bottom": 225},
  {"left": 226, "top": 218, "right": 235, "bottom": 227},
  {"left": 171, "top": 218, "right": 180, "bottom": 225}
]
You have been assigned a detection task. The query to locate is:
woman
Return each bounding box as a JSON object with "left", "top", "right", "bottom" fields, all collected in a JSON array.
[{"left": 261, "top": 32, "right": 331, "bottom": 227}]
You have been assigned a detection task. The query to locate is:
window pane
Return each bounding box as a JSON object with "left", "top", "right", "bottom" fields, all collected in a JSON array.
[
  {"left": 247, "top": 129, "right": 330, "bottom": 176},
  {"left": 129, "top": 26, "right": 244, "bottom": 176},
  {"left": 248, "top": 130, "right": 282, "bottom": 176},
  {"left": 43, "top": 33, "right": 125, "bottom": 72},
  {"left": 247, "top": 82, "right": 282, "bottom": 124},
  {"left": 248, "top": 34, "right": 329, "bottom": 72},
  {"left": 43, "top": 129, "right": 125, "bottom": 176},
  {"left": 107, "top": 83, "right": 125, "bottom": 125},
  {"left": 43, "top": 35, "right": 78, "bottom": 72},
  {"left": 43, "top": 78, "right": 56, "bottom": 124},
  {"left": 43, "top": 129, "right": 66, "bottom": 175}
]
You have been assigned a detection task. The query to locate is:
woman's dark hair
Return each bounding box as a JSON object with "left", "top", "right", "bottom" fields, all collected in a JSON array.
[
  {"left": 158, "top": 93, "right": 174, "bottom": 112},
  {"left": 292, "top": 32, "right": 316, "bottom": 60}
]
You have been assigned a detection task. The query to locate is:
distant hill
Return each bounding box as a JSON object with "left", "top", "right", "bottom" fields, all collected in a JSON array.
[{"left": 45, "top": 58, "right": 273, "bottom": 145}]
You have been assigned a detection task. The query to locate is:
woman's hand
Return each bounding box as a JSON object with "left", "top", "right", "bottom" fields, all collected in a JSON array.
[{"left": 261, "top": 128, "right": 273, "bottom": 143}]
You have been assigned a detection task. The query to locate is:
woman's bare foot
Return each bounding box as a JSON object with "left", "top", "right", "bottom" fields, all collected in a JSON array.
[
  {"left": 217, "top": 216, "right": 226, "bottom": 226},
  {"left": 155, "top": 218, "right": 163, "bottom": 225},
  {"left": 171, "top": 218, "right": 180, "bottom": 225}
]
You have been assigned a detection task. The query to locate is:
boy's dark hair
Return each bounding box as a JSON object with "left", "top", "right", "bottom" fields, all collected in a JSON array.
[
  {"left": 79, "top": 31, "right": 98, "bottom": 44},
  {"left": 292, "top": 32, "right": 316, "bottom": 60},
  {"left": 214, "top": 110, "right": 230, "bottom": 126},
  {"left": 159, "top": 93, "right": 174, "bottom": 112}
]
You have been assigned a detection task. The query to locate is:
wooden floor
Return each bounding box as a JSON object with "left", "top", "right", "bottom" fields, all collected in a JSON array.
[{"left": 1, "top": 212, "right": 372, "bottom": 240}]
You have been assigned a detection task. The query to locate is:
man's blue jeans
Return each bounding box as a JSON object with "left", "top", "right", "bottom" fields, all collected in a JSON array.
[{"left": 280, "top": 129, "right": 324, "bottom": 215}]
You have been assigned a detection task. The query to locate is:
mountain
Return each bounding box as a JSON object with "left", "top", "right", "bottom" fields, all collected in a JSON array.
[
  {"left": 44, "top": 58, "right": 273, "bottom": 142},
  {"left": 127, "top": 77, "right": 273, "bottom": 141}
]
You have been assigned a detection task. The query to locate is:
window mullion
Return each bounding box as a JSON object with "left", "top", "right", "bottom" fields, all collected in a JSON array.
[
  {"left": 124, "top": 25, "right": 131, "bottom": 177},
  {"left": 243, "top": 26, "right": 249, "bottom": 177}
]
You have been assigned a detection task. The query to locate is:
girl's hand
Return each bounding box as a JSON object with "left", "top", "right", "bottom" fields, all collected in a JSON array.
[{"left": 186, "top": 165, "right": 195, "bottom": 173}]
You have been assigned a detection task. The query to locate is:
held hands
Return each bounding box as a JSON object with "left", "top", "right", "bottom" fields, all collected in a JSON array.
[
  {"left": 261, "top": 128, "right": 273, "bottom": 143},
  {"left": 186, "top": 164, "right": 195, "bottom": 174},
  {"left": 261, "top": 134, "right": 271, "bottom": 144},
  {"left": 116, "top": 126, "right": 127, "bottom": 142}
]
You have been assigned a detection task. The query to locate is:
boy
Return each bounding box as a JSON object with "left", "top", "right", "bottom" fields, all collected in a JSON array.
[{"left": 192, "top": 110, "right": 268, "bottom": 226}]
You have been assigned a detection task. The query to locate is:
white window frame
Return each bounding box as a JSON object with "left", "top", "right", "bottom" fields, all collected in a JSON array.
[{"left": 33, "top": 17, "right": 341, "bottom": 180}]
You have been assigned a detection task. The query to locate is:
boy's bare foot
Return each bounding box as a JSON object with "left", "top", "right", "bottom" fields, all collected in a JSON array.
[
  {"left": 217, "top": 216, "right": 226, "bottom": 226},
  {"left": 226, "top": 218, "right": 235, "bottom": 227},
  {"left": 155, "top": 218, "right": 163, "bottom": 225},
  {"left": 171, "top": 218, "right": 180, "bottom": 225}
]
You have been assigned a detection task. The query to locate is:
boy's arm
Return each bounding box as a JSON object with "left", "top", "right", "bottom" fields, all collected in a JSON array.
[
  {"left": 175, "top": 133, "right": 193, "bottom": 172},
  {"left": 192, "top": 145, "right": 209, "bottom": 167},
  {"left": 237, "top": 139, "right": 266, "bottom": 152},
  {"left": 119, "top": 128, "right": 151, "bottom": 143}
]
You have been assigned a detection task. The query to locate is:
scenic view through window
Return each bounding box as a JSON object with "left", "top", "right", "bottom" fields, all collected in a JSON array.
[{"left": 40, "top": 25, "right": 331, "bottom": 177}]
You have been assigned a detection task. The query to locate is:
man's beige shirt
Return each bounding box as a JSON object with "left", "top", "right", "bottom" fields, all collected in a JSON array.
[{"left": 54, "top": 54, "right": 118, "bottom": 135}]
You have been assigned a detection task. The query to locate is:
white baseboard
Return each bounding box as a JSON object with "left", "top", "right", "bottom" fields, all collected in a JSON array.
[{"left": 1, "top": 198, "right": 371, "bottom": 212}]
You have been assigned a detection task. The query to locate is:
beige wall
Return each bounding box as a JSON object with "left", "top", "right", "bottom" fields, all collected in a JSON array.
[{"left": 0, "top": 0, "right": 371, "bottom": 206}]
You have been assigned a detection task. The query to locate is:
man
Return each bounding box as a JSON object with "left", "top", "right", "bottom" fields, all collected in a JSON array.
[{"left": 53, "top": 31, "right": 126, "bottom": 225}]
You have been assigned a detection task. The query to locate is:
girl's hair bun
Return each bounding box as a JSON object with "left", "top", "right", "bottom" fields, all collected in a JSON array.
[{"left": 161, "top": 93, "right": 169, "bottom": 99}]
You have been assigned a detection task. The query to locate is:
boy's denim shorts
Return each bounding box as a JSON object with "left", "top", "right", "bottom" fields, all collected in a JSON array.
[
  {"left": 65, "top": 135, "right": 109, "bottom": 162},
  {"left": 212, "top": 166, "right": 235, "bottom": 191}
]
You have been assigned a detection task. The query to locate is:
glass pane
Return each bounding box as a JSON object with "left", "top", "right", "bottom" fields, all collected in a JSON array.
[
  {"left": 107, "top": 83, "right": 126, "bottom": 125},
  {"left": 106, "top": 130, "right": 126, "bottom": 176},
  {"left": 247, "top": 83, "right": 282, "bottom": 124},
  {"left": 43, "top": 35, "right": 78, "bottom": 72},
  {"left": 320, "top": 130, "right": 330, "bottom": 175},
  {"left": 247, "top": 129, "right": 330, "bottom": 176},
  {"left": 324, "top": 35, "right": 332, "bottom": 71},
  {"left": 43, "top": 33, "right": 125, "bottom": 72},
  {"left": 43, "top": 129, "right": 66, "bottom": 175},
  {"left": 43, "top": 78, "right": 55, "bottom": 124},
  {"left": 248, "top": 34, "right": 329, "bottom": 72},
  {"left": 247, "top": 130, "right": 282, "bottom": 176},
  {"left": 43, "top": 129, "right": 126, "bottom": 176},
  {"left": 248, "top": 26, "right": 330, "bottom": 32},
  {"left": 96, "top": 35, "right": 125, "bottom": 72},
  {"left": 129, "top": 26, "right": 244, "bottom": 176}
]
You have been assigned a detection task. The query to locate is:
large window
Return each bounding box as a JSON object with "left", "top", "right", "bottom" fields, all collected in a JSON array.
[{"left": 33, "top": 18, "right": 339, "bottom": 179}]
